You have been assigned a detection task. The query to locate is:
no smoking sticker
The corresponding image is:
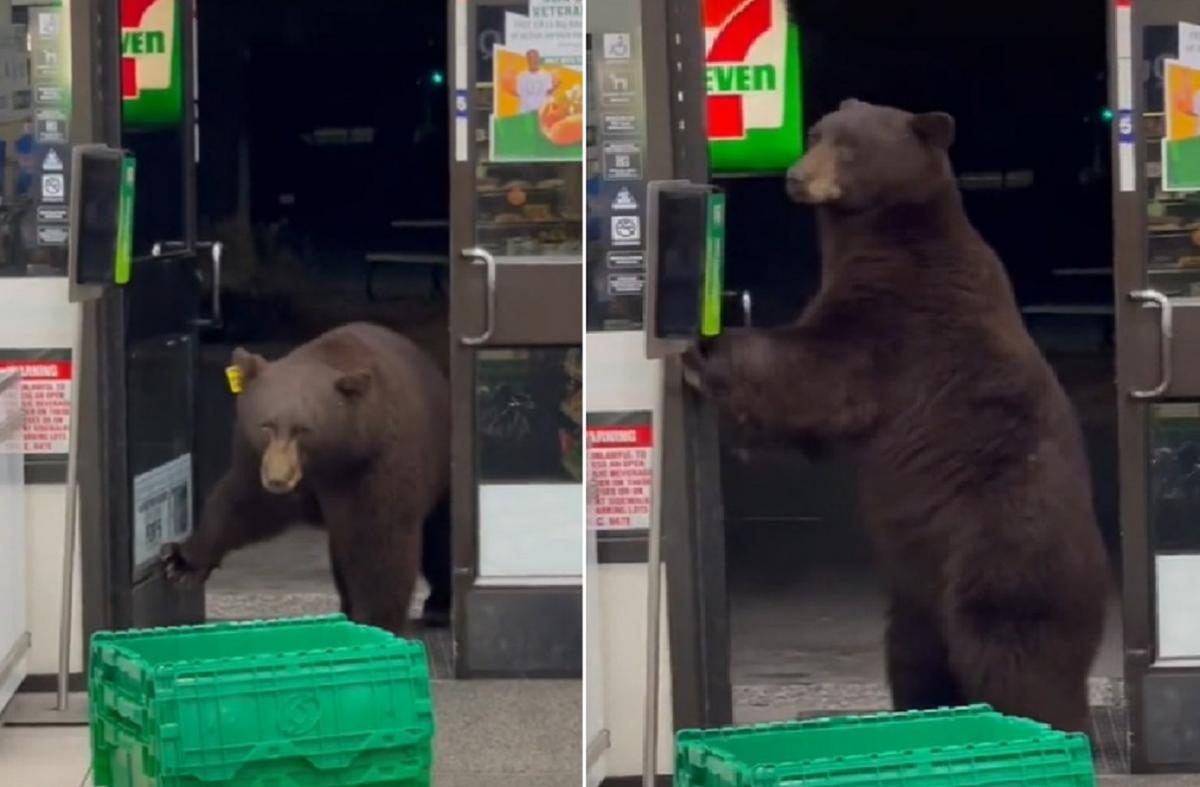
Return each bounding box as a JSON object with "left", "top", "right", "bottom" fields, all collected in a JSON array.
[
  {"left": 610, "top": 215, "right": 642, "bottom": 246},
  {"left": 41, "top": 173, "right": 64, "bottom": 203}
]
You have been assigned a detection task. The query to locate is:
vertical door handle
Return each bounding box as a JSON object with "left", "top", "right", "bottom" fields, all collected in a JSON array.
[
  {"left": 460, "top": 247, "right": 497, "bottom": 346},
  {"left": 1129, "top": 289, "right": 1173, "bottom": 400},
  {"left": 155, "top": 240, "right": 224, "bottom": 328},
  {"left": 193, "top": 241, "right": 224, "bottom": 329},
  {"left": 723, "top": 289, "right": 753, "bottom": 328}
]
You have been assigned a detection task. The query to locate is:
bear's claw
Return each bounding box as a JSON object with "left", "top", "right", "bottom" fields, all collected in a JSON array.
[{"left": 160, "top": 543, "right": 209, "bottom": 587}]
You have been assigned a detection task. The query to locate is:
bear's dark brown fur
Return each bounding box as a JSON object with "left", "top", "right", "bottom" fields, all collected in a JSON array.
[
  {"left": 686, "top": 100, "right": 1108, "bottom": 733},
  {"left": 162, "top": 322, "right": 450, "bottom": 635}
]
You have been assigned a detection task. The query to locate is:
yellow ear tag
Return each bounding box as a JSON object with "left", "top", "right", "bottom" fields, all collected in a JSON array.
[{"left": 225, "top": 365, "right": 244, "bottom": 395}]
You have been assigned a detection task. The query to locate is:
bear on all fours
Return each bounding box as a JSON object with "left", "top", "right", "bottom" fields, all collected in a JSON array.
[
  {"left": 685, "top": 100, "right": 1109, "bottom": 734},
  {"left": 161, "top": 322, "right": 452, "bottom": 636}
]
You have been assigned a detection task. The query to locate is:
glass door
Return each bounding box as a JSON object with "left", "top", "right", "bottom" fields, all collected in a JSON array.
[
  {"left": 448, "top": 0, "right": 583, "bottom": 677},
  {"left": 1114, "top": 0, "right": 1200, "bottom": 772}
]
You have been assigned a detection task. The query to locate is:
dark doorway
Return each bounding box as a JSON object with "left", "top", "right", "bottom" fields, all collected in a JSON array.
[{"left": 185, "top": 0, "right": 451, "bottom": 667}]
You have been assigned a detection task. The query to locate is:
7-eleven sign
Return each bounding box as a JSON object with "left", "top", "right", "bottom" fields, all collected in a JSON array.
[
  {"left": 121, "top": 0, "right": 183, "bottom": 129},
  {"left": 704, "top": 0, "right": 803, "bottom": 172}
]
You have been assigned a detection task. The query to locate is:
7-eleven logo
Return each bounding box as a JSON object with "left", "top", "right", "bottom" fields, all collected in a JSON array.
[
  {"left": 705, "top": 0, "right": 787, "bottom": 140},
  {"left": 121, "top": 0, "right": 176, "bottom": 100}
]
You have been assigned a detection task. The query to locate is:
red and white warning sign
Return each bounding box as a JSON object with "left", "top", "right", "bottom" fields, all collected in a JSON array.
[
  {"left": 0, "top": 358, "right": 71, "bottom": 455},
  {"left": 587, "top": 414, "right": 653, "bottom": 530}
]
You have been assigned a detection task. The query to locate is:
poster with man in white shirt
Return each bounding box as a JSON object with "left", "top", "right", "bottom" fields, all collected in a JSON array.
[
  {"left": 515, "top": 49, "right": 559, "bottom": 114},
  {"left": 491, "top": 43, "right": 582, "bottom": 162}
]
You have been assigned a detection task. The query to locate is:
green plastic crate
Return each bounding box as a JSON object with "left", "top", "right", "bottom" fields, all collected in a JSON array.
[
  {"left": 89, "top": 614, "right": 434, "bottom": 787},
  {"left": 676, "top": 705, "right": 1096, "bottom": 787}
]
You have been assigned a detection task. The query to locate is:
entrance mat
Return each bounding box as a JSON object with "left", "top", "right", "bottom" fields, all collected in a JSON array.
[
  {"left": 417, "top": 626, "right": 453, "bottom": 680},
  {"left": 1091, "top": 704, "right": 1130, "bottom": 775}
]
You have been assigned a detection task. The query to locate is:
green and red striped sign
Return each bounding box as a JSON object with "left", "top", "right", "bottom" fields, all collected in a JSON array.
[
  {"left": 704, "top": 0, "right": 803, "bottom": 173},
  {"left": 121, "top": 0, "right": 183, "bottom": 129}
]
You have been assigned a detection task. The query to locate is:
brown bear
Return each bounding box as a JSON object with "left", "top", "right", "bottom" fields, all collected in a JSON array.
[
  {"left": 161, "top": 322, "right": 450, "bottom": 635},
  {"left": 685, "top": 100, "right": 1109, "bottom": 733}
]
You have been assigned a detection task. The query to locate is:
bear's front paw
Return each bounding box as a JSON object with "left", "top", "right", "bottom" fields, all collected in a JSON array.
[
  {"left": 682, "top": 338, "right": 736, "bottom": 401},
  {"left": 159, "top": 543, "right": 211, "bottom": 588},
  {"left": 681, "top": 344, "right": 707, "bottom": 391}
]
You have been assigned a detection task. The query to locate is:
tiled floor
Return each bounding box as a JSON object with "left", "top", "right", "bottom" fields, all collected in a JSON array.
[
  {"left": 0, "top": 725, "right": 1193, "bottom": 786},
  {"left": 0, "top": 680, "right": 581, "bottom": 787},
  {"left": 728, "top": 518, "right": 1124, "bottom": 691},
  {"left": 0, "top": 726, "right": 92, "bottom": 787},
  {"left": 727, "top": 516, "right": 1133, "bottom": 775},
  {"left": 2, "top": 527, "right": 577, "bottom": 785}
]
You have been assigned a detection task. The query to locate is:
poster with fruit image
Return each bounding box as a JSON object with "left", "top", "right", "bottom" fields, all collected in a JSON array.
[
  {"left": 491, "top": 46, "right": 583, "bottom": 162},
  {"left": 1164, "top": 59, "right": 1200, "bottom": 191}
]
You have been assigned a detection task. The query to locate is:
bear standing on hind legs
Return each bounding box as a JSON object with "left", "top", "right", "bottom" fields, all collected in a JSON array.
[
  {"left": 161, "top": 322, "right": 451, "bottom": 636},
  {"left": 684, "top": 100, "right": 1109, "bottom": 733}
]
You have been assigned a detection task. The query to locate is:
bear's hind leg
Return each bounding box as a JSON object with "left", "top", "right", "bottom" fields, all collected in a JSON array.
[
  {"left": 352, "top": 549, "right": 418, "bottom": 636},
  {"left": 421, "top": 494, "right": 452, "bottom": 627},
  {"left": 329, "top": 544, "right": 353, "bottom": 618},
  {"left": 886, "top": 600, "right": 962, "bottom": 711},
  {"left": 946, "top": 608, "right": 1093, "bottom": 733}
]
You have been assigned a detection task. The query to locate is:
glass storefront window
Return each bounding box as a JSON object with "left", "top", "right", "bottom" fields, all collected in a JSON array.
[
  {"left": 1148, "top": 402, "right": 1200, "bottom": 552},
  {"left": 476, "top": 347, "right": 581, "bottom": 483},
  {"left": 475, "top": 347, "right": 582, "bottom": 579},
  {"left": 473, "top": 0, "right": 583, "bottom": 260},
  {"left": 585, "top": 0, "right": 649, "bottom": 331},
  {"left": 1148, "top": 405, "right": 1200, "bottom": 656},
  {"left": 1144, "top": 26, "right": 1200, "bottom": 295},
  {"left": 0, "top": 5, "right": 70, "bottom": 277}
]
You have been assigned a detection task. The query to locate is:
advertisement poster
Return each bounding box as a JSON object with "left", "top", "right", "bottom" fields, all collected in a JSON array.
[
  {"left": 587, "top": 411, "right": 653, "bottom": 531},
  {"left": 490, "top": 0, "right": 583, "bottom": 162},
  {"left": 0, "top": 351, "right": 71, "bottom": 459},
  {"left": 1163, "top": 59, "right": 1200, "bottom": 191}
]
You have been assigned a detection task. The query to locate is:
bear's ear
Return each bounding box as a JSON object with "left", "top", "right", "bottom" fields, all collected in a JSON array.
[
  {"left": 231, "top": 347, "right": 267, "bottom": 382},
  {"left": 910, "top": 112, "right": 956, "bottom": 149},
  {"left": 839, "top": 98, "right": 861, "bottom": 111},
  {"left": 335, "top": 369, "right": 372, "bottom": 397}
]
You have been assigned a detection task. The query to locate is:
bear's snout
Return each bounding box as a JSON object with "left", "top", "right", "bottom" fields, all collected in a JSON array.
[
  {"left": 261, "top": 438, "right": 303, "bottom": 494},
  {"left": 787, "top": 146, "right": 844, "bottom": 205}
]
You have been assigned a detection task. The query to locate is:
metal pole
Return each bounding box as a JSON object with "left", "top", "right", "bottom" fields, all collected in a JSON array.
[
  {"left": 56, "top": 308, "right": 84, "bottom": 710},
  {"left": 643, "top": 359, "right": 667, "bottom": 787}
]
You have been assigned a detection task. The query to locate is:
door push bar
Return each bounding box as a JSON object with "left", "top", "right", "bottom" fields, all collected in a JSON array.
[
  {"left": 152, "top": 240, "right": 225, "bottom": 329},
  {"left": 1128, "top": 289, "right": 1172, "bottom": 400},
  {"left": 460, "top": 247, "right": 497, "bottom": 346}
]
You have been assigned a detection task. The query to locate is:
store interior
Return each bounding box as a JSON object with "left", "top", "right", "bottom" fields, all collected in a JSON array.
[{"left": 718, "top": 0, "right": 1135, "bottom": 772}]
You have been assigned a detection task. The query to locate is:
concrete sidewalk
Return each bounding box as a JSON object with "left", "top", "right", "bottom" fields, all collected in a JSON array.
[{"left": 0, "top": 680, "right": 581, "bottom": 787}]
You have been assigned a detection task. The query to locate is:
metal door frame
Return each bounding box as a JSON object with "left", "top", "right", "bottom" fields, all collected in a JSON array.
[
  {"left": 651, "top": 0, "right": 733, "bottom": 732},
  {"left": 446, "top": 0, "right": 583, "bottom": 679},
  {"left": 1110, "top": 0, "right": 1200, "bottom": 773},
  {"left": 76, "top": 0, "right": 127, "bottom": 664},
  {"left": 77, "top": 0, "right": 205, "bottom": 658}
]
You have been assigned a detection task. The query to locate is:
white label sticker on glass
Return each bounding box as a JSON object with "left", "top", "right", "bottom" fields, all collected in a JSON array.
[{"left": 133, "top": 453, "right": 193, "bottom": 568}]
